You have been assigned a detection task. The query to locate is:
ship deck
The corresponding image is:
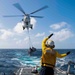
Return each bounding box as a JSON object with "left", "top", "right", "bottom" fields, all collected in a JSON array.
[{"left": 15, "top": 67, "right": 73, "bottom": 75}]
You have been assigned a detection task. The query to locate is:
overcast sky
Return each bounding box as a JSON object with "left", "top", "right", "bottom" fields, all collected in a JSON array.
[{"left": 0, "top": 0, "right": 75, "bottom": 49}]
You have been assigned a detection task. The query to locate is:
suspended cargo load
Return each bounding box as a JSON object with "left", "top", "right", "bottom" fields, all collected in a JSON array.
[{"left": 28, "top": 47, "right": 36, "bottom": 55}]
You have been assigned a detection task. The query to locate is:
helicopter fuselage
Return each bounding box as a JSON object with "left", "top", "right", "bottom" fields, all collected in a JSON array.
[
  {"left": 22, "top": 15, "right": 33, "bottom": 30},
  {"left": 4, "top": 3, "right": 48, "bottom": 30}
]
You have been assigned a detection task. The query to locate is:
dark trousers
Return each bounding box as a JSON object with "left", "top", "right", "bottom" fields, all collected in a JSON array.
[{"left": 39, "top": 66, "right": 54, "bottom": 75}]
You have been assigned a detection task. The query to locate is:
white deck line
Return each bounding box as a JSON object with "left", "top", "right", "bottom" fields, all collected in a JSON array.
[{"left": 19, "top": 68, "right": 23, "bottom": 75}]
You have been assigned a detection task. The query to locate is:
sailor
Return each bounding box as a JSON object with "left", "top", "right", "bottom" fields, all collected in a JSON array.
[{"left": 39, "top": 33, "right": 71, "bottom": 75}]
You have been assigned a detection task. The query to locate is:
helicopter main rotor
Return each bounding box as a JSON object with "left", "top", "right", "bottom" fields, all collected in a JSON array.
[
  {"left": 3, "top": 3, "right": 48, "bottom": 18},
  {"left": 13, "top": 3, "right": 26, "bottom": 15}
]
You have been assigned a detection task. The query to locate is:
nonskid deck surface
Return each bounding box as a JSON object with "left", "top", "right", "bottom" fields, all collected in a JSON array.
[
  {"left": 15, "top": 67, "right": 74, "bottom": 75},
  {"left": 16, "top": 67, "right": 33, "bottom": 75},
  {"left": 0, "top": 67, "right": 73, "bottom": 75},
  {"left": 54, "top": 68, "right": 74, "bottom": 75}
]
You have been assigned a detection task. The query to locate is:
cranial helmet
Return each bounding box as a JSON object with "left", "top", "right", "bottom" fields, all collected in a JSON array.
[{"left": 46, "top": 40, "right": 54, "bottom": 46}]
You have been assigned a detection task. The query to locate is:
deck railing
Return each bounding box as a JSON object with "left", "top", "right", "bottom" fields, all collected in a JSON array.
[{"left": 66, "top": 61, "right": 75, "bottom": 75}]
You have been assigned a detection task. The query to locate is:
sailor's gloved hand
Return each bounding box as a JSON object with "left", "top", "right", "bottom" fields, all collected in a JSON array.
[
  {"left": 66, "top": 51, "right": 71, "bottom": 55},
  {"left": 48, "top": 33, "right": 53, "bottom": 38}
]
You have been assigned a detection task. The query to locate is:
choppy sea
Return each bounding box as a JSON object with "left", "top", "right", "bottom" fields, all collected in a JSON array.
[{"left": 0, "top": 49, "right": 75, "bottom": 75}]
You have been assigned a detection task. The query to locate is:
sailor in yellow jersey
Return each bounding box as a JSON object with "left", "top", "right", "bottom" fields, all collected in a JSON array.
[{"left": 39, "top": 33, "right": 70, "bottom": 75}]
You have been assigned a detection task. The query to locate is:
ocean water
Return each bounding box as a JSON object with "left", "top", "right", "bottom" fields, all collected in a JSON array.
[{"left": 0, "top": 49, "right": 75, "bottom": 75}]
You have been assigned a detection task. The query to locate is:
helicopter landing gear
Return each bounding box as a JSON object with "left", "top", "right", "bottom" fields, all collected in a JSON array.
[
  {"left": 30, "top": 25, "right": 33, "bottom": 29},
  {"left": 23, "top": 26, "right": 25, "bottom": 30}
]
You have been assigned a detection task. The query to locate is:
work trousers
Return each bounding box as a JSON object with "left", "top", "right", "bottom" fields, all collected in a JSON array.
[{"left": 39, "top": 66, "right": 54, "bottom": 75}]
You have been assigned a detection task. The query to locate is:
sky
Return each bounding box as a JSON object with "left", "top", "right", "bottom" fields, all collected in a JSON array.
[{"left": 0, "top": 0, "right": 75, "bottom": 49}]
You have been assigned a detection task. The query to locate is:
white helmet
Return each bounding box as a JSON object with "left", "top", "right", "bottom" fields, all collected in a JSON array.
[{"left": 46, "top": 40, "right": 54, "bottom": 46}]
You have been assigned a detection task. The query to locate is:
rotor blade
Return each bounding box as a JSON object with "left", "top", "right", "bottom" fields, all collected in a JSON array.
[
  {"left": 13, "top": 3, "right": 26, "bottom": 15},
  {"left": 3, "top": 15, "right": 24, "bottom": 17},
  {"left": 30, "top": 5, "right": 48, "bottom": 14},
  {"left": 31, "top": 16, "right": 43, "bottom": 18}
]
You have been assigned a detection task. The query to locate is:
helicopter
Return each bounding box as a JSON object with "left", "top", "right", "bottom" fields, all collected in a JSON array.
[{"left": 3, "top": 3, "right": 48, "bottom": 30}]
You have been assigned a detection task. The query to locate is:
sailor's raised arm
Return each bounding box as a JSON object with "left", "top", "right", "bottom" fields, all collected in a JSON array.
[
  {"left": 42, "top": 33, "right": 53, "bottom": 44},
  {"left": 42, "top": 33, "right": 53, "bottom": 48},
  {"left": 56, "top": 51, "right": 71, "bottom": 58},
  {"left": 48, "top": 33, "right": 53, "bottom": 38}
]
